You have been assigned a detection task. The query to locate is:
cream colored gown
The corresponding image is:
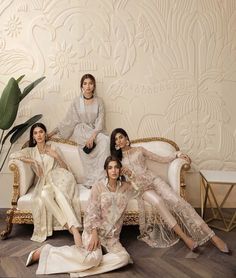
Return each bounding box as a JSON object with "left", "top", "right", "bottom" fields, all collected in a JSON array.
[
  {"left": 57, "top": 96, "right": 110, "bottom": 187},
  {"left": 10, "top": 143, "right": 82, "bottom": 242},
  {"left": 122, "top": 146, "right": 215, "bottom": 248},
  {"left": 36, "top": 179, "right": 136, "bottom": 277}
]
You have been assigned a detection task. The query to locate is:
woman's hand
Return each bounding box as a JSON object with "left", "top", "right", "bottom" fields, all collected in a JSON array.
[
  {"left": 86, "top": 136, "right": 95, "bottom": 149},
  {"left": 121, "top": 167, "right": 133, "bottom": 178},
  {"left": 177, "top": 153, "right": 191, "bottom": 164},
  {"left": 87, "top": 229, "right": 100, "bottom": 251},
  {"left": 45, "top": 146, "right": 58, "bottom": 159},
  {"left": 44, "top": 146, "right": 68, "bottom": 169}
]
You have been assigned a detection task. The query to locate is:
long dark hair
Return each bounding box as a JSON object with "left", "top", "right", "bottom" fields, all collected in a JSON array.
[
  {"left": 110, "top": 128, "right": 130, "bottom": 161},
  {"left": 29, "top": 122, "right": 47, "bottom": 147},
  {"left": 104, "top": 155, "right": 122, "bottom": 180},
  {"left": 80, "top": 73, "right": 96, "bottom": 94}
]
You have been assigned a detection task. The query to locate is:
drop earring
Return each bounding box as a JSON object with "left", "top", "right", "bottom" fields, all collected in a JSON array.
[{"left": 115, "top": 145, "right": 120, "bottom": 150}]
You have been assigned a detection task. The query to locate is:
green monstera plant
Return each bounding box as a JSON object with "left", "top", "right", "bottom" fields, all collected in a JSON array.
[{"left": 0, "top": 75, "right": 45, "bottom": 171}]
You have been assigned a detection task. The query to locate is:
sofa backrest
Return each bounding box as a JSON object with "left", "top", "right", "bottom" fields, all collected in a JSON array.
[{"left": 50, "top": 137, "right": 179, "bottom": 185}]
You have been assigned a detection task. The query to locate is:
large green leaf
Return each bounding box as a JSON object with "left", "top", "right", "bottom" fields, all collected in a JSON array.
[
  {"left": 2, "top": 123, "right": 27, "bottom": 145},
  {"left": 10, "top": 114, "right": 43, "bottom": 144},
  {"left": 16, "top": 75, "right": 25, "bottom": 83},
  {"left": 20, "top": 76, "right": 46, "bottom": 101},
  {"left": 0, "top": 78, "right": 21, "bottom": 130}
]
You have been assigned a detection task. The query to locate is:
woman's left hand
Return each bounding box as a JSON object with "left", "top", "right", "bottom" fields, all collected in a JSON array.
[
  {"left": 45, "top": 146, "right": 58, "bottom": 159},
  {"left": 178, "top": 153, "right": 191, "bottom": 164},
  {"left": 86, "top": 136, "right": 95, "bottom": 149},
  {"left": 121, "top": 167, "right": 133, "bottom": 178},
  {"left": 87, "top": 230, "right": 100, "bottom": 251}
]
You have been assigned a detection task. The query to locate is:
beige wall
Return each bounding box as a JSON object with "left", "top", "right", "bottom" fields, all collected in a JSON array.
[{"left": 1, "top": 0, "right": 236, "bottom": 208}]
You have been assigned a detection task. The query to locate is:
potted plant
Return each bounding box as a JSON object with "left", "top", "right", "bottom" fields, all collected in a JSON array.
[{"left": 0, "top": 75, "right": 45, "bottom": 171}]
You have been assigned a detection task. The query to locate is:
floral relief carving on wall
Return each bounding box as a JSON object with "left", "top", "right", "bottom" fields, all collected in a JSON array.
[{"left": 0, "top": 0, "right": 236, "bottom": 175}]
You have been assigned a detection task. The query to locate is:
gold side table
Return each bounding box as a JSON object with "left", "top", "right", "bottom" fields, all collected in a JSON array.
[{"left": 200, "top": 170, "right": 236, "bottom": 232}]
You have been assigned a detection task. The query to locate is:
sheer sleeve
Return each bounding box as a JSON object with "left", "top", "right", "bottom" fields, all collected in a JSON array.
[
  {"left": 57, "top": 97, "right": 81, "bottom": 139},
  {"left": 94, "top": 98, "right": 105, "bottom": 133},
  {"left": 83, "top": 183, "right": 102, "bottom": 232},
  {"left": 140, "top": 146, "right": 177, "bottom": 163},
  {"left": 10, "top": 147, "right": 42, "bottom": 177}
]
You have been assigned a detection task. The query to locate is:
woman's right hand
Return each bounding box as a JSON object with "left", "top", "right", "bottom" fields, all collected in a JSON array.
[{"left": 87, "top": 229, "right": 100, "bottom": 251}]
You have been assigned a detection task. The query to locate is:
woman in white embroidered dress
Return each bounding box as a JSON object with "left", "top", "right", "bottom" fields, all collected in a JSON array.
[
  {"left": 10, "top": 123, "right": 82, "bottom": 245},
  {"left": 48, "top": 73, "right": 109, "bottom": 188},
  {"left": 110, "top": 128, "right": 230, "bottom": 254},
  {"left": 25, "top": 156, "right": 136, "bottom": 277}
]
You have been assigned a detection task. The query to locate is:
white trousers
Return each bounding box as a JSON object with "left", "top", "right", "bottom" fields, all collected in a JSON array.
[
  {"left": 142, "top": 190, "right": 177, "bottom": 229},
  {"left": 41, "top": 183, "right": 80, "bottom": 229},
  {"left": 36, "top": 232, "right": 131, "bottom": 277}
]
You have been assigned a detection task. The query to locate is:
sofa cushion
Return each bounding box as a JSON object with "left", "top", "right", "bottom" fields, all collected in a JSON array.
[
  {"left": 17, "top": 186, "right": 34, "bottom": 211},
  {"left": 18, "top": 184, "right": 139, "bottom": 212},
  {"left": 53, "top": 142, "right": 85, "bottom": 184}
]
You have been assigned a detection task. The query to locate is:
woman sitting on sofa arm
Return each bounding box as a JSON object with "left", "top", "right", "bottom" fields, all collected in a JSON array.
[{"left": 10, "top": 123, "right": 82, "bottom": 246}]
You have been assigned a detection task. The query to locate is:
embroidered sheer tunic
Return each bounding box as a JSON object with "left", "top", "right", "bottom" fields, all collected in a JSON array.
[{"left": 36, "top": 179, "right": 135, "bottom": 277}]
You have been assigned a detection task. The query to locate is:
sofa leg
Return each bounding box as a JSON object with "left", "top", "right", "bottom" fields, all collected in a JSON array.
[{"left": 0, "top": 209, "right": 14, "bottom": 240}]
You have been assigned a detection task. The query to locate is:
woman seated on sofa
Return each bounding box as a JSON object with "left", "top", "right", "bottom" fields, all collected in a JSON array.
[
  {"left": 10, "top": 123, "right": 82, "bottom": 245},
  {"left": 110, "top": 128, "right": 231, "bottom": 254},
  {"left": 48, "top": 73, "right": 110, "bottom": 188},
  {"left": 25, "top": 156, "right": 137, "bottom": 277}
]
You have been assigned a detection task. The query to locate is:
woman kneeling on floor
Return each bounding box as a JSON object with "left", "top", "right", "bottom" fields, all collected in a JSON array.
[{"left": 26, "top": 156, "right": 139, "bottom": 277}]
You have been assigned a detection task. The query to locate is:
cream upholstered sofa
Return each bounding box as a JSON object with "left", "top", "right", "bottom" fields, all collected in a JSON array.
[{"left": 1, "top": 137, "right": 190, "bottom": 239}]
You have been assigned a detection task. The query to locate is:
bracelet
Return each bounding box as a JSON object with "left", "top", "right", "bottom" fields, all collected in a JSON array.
[{"left": 129, "top": 171, "right": 134, "bottom": 179}]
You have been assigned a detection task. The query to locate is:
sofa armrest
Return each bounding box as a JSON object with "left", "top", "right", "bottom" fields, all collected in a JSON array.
[
  {"left": 8, "top": 159, "right": 35, "bottom": 197},
  {"left": 168, "top": 158, "right": 190, "bottom": 195}
]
